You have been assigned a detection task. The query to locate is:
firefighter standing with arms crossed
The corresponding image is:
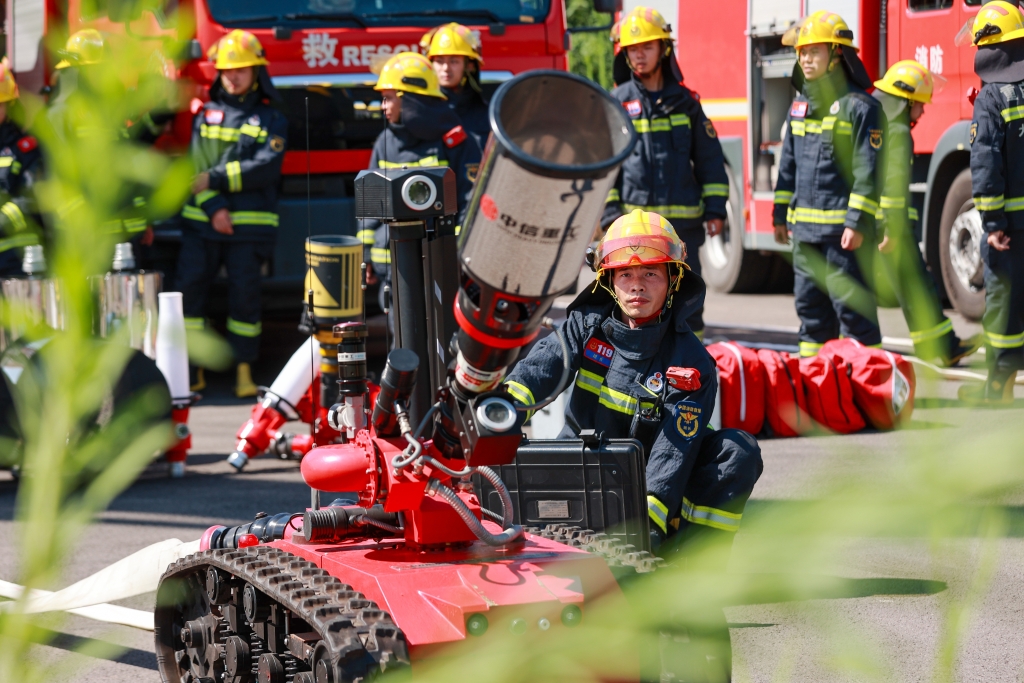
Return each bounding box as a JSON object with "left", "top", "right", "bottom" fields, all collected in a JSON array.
[
  {"left": 178, "top": 30, "right": 287, "bottom": 405},
  {"left": 773, "top": 11, "right": 884, "bottom": 357},
  {"left": 959, "top": 2, "right": 1024, "bottom": 404},
  {"left": 422, "top": 23, "right": 490, "bottom": 147},
  {"left": 602, "top": 7, "right": 729, "bottom": 340},
  {"left": 873, "top": 60, "right": 982, "bottom": 366}
]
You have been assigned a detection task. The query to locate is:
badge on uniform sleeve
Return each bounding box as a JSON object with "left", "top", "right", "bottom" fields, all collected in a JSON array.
[
  {"left": 584, "top": 337, "right": 614, "bottom": 368},
  {"left": 970, "top": 122, "right": 978, "bottom": 145},
  {"left": 466, "top": 163, "right": 479, "bottom": 182},
  {"left": 790, "top": 101, "right": 808, "bottom": 118},
  {"left": 248, "top": 115, "right": 261, "bottom": 126},
  {"left": 704, "top": 120, "right": 717, "bottom": 138},
  {"left": 674, "top": 400, "right": 702, "bottom": 439},
  {"left": 270, "top": 135, "right": 285, "bottom": 152},
  {"left": 869, "top": 128, "right": 883, "bottom": 149},
  {"left": 830, "top": 101, "right": 841, "bottom": 115},
  {"left": 624, "top": 99, "right": 642, "bottom": 117},
  {"left": 205, "top": 109, "right": 224, "bottom": 124}
]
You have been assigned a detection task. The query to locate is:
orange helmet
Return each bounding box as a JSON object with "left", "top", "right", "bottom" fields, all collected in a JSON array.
[{"left": 596, "top": 209, "right": 685, "bottom": 276}]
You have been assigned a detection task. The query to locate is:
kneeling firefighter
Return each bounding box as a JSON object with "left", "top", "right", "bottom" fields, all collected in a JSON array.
[
  {"left": 505, "top": 210, "right": 763, "bottom": 557},
  {"left": 178, "top": 30, "right": 287, "bottom": 398},
  {"left": 363, "top": 52, "right": 481, "bottom": 321}
]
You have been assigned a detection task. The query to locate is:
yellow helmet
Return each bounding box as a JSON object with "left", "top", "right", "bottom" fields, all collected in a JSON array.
[
  {"left": 615, "top": 6, "right": 673, "bottom": 49},
  {"left": 374, "top": 52, "right": 445, "bottom": 99},
  {"left": 596, "top": 209, "right": 685, "bottom": 278},
  {"left": 208, "top": 30, "right": 269, "bottom": 70},
  {"left": 955, "top": 1, "right": 1024, "bottom": 47},
  {"left": 55, "top": 29, "right": 105, "bottom": 70},
  {"left": 783, "top": 10, "right": 858, "bottom": 51},
  {"left": 0, "top": 60, "right": 19, "bottom": 103},
  {"left": 422, "top": 23, "right": 483, "bottom": 63},
  {"left": 874, "top": 60, "right": 944, "bottom": 104}
]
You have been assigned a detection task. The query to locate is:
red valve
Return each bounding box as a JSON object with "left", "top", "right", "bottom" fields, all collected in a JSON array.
[
  {"left": 237, "top": 534, "right": 259, "bottom": 548},
  {"left": 666, "top": 367, "right": 701, "bottom": 391}
]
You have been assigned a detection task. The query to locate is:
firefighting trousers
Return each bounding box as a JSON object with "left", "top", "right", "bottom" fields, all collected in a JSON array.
[
  {"left": 982, "top": 239, "right": 1024, "bottom": 372},
  {"left": 176, "top": 231, "right": 273, "bottom": 364},
  {"left": 878, "top": 228, "right": 957, "bottom": 361},
  {"left": 658, "top": 428, "right": 763, "bottom": 537},
  {"left": 792, "top": 238, "right": 881, "bottom": 357},
  {"left": 678, "top": 226, "right": 706, "bottom": 336}
]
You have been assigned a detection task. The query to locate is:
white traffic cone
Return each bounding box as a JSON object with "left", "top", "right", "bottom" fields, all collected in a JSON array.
[{"left": 156, "top": 292, "right": 191, "bottom": 477}]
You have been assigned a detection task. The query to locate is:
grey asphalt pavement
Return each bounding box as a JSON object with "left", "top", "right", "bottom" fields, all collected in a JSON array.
[{"left": 0, "top": 293, "right": 1019, "bottom": 682}]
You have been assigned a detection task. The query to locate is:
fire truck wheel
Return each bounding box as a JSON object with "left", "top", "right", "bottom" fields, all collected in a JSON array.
[
  {"left": 938, "top": 168, "right": 986, "bottom": 321},
  {"left": 700, "top": 170, "right": 771, "bottom": 293}
]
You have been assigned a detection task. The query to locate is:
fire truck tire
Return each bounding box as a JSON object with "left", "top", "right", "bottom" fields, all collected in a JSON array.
[
  {"left": 700, "top": 170, "right": 771, "bottom": 294},
  {"left": 938, "top": 168, "right": 986, "bottom": 321},
  {"left": 154, "top": 546, "right": 409, "bottom": 683}
]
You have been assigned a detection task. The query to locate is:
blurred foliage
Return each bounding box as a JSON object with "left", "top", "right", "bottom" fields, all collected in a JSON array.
[
  {"left": 567, "top": 0, "right": 615, "bottom": 90},
  {"left": 0, "top": 4, "right": 193, "bottom": 681}
]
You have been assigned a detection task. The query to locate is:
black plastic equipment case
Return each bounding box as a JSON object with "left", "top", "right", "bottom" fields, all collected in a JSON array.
[{"left": 473, "top": 434, "right": 650, "bottom": 553}]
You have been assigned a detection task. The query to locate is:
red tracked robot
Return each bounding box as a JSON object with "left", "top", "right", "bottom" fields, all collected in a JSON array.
[{"left": 154, "top": 71, "right": 659, "bottom": 683}]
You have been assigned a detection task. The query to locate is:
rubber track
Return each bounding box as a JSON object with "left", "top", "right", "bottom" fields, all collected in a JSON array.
[
  {"left": 526, "top": 525, "right": 665, "bottom": 575},
  {"left": 155, "top": 545, "right": 410, "bottom": 683}
]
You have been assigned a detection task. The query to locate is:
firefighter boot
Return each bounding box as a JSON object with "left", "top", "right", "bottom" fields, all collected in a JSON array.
[
  {"left": 942, "top": 333, "right": 984, "bottom": 368},
  {"left": 189, "top": 367, "right": 206, "bottom": 393},
  {"left": 958, "top": 367, "right": 1016, "bottom": 406},
  {"left": 235, "top": 363, "right": 258, "bottom": 398}
]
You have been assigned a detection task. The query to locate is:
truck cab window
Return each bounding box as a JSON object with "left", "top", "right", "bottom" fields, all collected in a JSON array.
[{"left": 908, "top": 0, "right": 953, "bottom": 10}]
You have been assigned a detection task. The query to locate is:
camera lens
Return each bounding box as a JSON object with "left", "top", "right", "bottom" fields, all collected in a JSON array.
[
  {"left": 476, "top": 396, "right": 517, "bottom": 432},
  {"left": 406, "top": 181, "right": 431, "bottom": 206},
  {"left": 401, "top": 174, "right": 437, "bottom": 212}
]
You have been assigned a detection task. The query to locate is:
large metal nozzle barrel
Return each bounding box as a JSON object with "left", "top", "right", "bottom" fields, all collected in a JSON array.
[
  {"left": 304, "top": 235, "right": 364, "bottom": 407},
  {"left": 92, "top": 243, "right": 162, "bottom": 357},
  {"left": 453, "top": 70, "right": 637, "bottom": 390}
]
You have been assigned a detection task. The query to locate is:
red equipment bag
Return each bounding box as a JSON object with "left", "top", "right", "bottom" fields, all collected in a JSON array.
[
  {"left": 818, "top": 339, "right": 915, "bottom": 430},
  {"left": 756, "top": 348, "right": 810, "bottom": 437},
  {"left": 706, "top": 342, "right": 765, "bottom": 434},
  {"left": 799, "top": 355, "right": 866, "bottom": 434}
]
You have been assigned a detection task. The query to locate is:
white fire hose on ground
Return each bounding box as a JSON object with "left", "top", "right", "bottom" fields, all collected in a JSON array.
[{"left": 0, "top": 538, "right": 201, "bottom": 631}]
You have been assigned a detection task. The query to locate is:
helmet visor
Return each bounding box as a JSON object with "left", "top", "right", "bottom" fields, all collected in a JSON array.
[
  {"left": 954, "top": 19, "right": 976, "bottom": 47},
  {"left": 599, "top": 235, "right": 683, "bottom": 270}
]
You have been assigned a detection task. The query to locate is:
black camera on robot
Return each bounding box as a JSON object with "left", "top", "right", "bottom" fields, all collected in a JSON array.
[{"left": 354, "top": 167, "right": 457, "bottom": 222}]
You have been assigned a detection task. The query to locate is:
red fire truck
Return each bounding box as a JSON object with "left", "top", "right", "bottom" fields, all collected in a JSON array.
[
  {"left": 634, "top": 0, "right": 987, "bottom": 319},
  {"left": 5, "top": 0, "right": 577, "bottom": 308}
]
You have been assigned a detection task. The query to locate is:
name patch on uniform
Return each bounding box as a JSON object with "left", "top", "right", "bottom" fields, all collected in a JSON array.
[
  {"left": 790, "top": 101, "right": 808, "bottom": 118},
  {"left": 584, "top": 337, "right": 614, "bottom": 368},
  {"left": 205, "top": 109, "right": 224, "bottom": 124},
  {"left": 624, "top": 99, "right": 642, "bottom": 117},
  {"left": 674, "top": 400, "right": 702, "bottom": 439},
  {"left": 829, "top": 101, "right": 841, "bottom": 115},
  {"left": 704, "top": 120, "right": 717, "bottom": 138},
  {"left": 869, "top": 128, "right": 883, "bottom": 150},
  {"left": 970, "top": 122, "right": 978, "bottom": 145}
]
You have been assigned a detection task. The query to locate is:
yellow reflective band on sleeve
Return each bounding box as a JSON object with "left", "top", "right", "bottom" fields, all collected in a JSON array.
[
  {"left": 848, "top": 194, "right": 879, "bottom": 213},
  {"left": 1005, "top": 197, "right": 1024, "bottom": 212},
  {"left": 975, "top": 195, "right": 1005, "bottom": 211},
  {"left": 195, "top": 190, "right": 220, "bottom": 205},
  {"left": 370, "top": 247, "right": 391, "bottom": 264},
  {"left": 647, "top": 495, "right": 669, "bottom": 534},
  {"left": 184, "top": 317, "right": 206, "bottom": 331},
  {"left": 680, "top": 497, "right": 742, "bottom": 532},
  {"left": 879, "top": 196, "right": 905, "bottom": 209},
  {"left": 505, "top": 380, "right": 536, "bottom": 421},
  {"left": 356, "top": 229, "right": 376, "bottom": 245},
  {"left": 799, "top": 340, "right": 824, "bottom": 357},
  {"left": 702, "top": 184, "right": 729, "bottom": 198},
  {"left": 1001, "top": 105, "right": 1024, "bottom": 123},
  {"left": 0, "top": 232, "right": 39, "bottom": 253},
  {"left": 787, "top": 207, "right": 847, "bottom": 225},
  {"left": 226, "top": 318, "right": 262, "bottom": 338},
  {"left": 133, "top": 196, "right": 147, "bottom": 208},
  {"left": 774, "top": 190, "right": 794, "bottom": 205},
  {"left": 455, "top": 224, "right": 461, "bottom": 235},
  {"left": 908, "top": 207, "right": 919, "bottom": 221},
  {"left": 624, "top": 203, "right": 704, "bottom": 219},
  {"left": 182, "top": 205, "right": 208, "bottom": 222},
  {"left": 226, "top": 161, "right": 242, "bottom": 192},
  {"left": 606, "top": 188, "right": 621, "bottom": 203},
  {"left": 378, "top": 156, "right": 448, "bottom": 169},
  {"left": 0, "top": 157, "right": 14, "bottom": 168},
  {"left": 122, "top": 218, "right": 148, "bottom": 233},
  {"left": 985, "top": 330, "right": 1024, "bottom": 348},
  {"left": 230, "top": 211, "right": 278, "bottom": 227},
  {"left": 0, "top": 202, "right": 27, "bottom": 233},
  {"left": 575, "top": 368, "right": 603, "bottom": 396},
  {"left": 909, "top": 318, "right": 953, "bottom": 344}
]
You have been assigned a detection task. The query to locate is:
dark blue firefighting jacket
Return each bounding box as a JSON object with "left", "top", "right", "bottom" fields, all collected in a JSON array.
[
  {"left": 0, "top": 120, "right": 42, "bottom": 254},
  {"left": 443, "top": 81, "right": 489, "bottom": 150},
  {"left": 602, "top": 59, "right": 729, "bottom": 231},
  {"left": 505, "top": 273, "right": 723, "bottom": 532},
  {"left": 970, "top": 81, "right": 1024, "bottom": 232},
  {"left": 182, "top": 78, "right": 287, "bottom": 242},
  {"left": 773, "top": 69, "right": 883, "bottom": 242},
  {"left": 364, "top": 93, "right": 481, "bottom": 275}
]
